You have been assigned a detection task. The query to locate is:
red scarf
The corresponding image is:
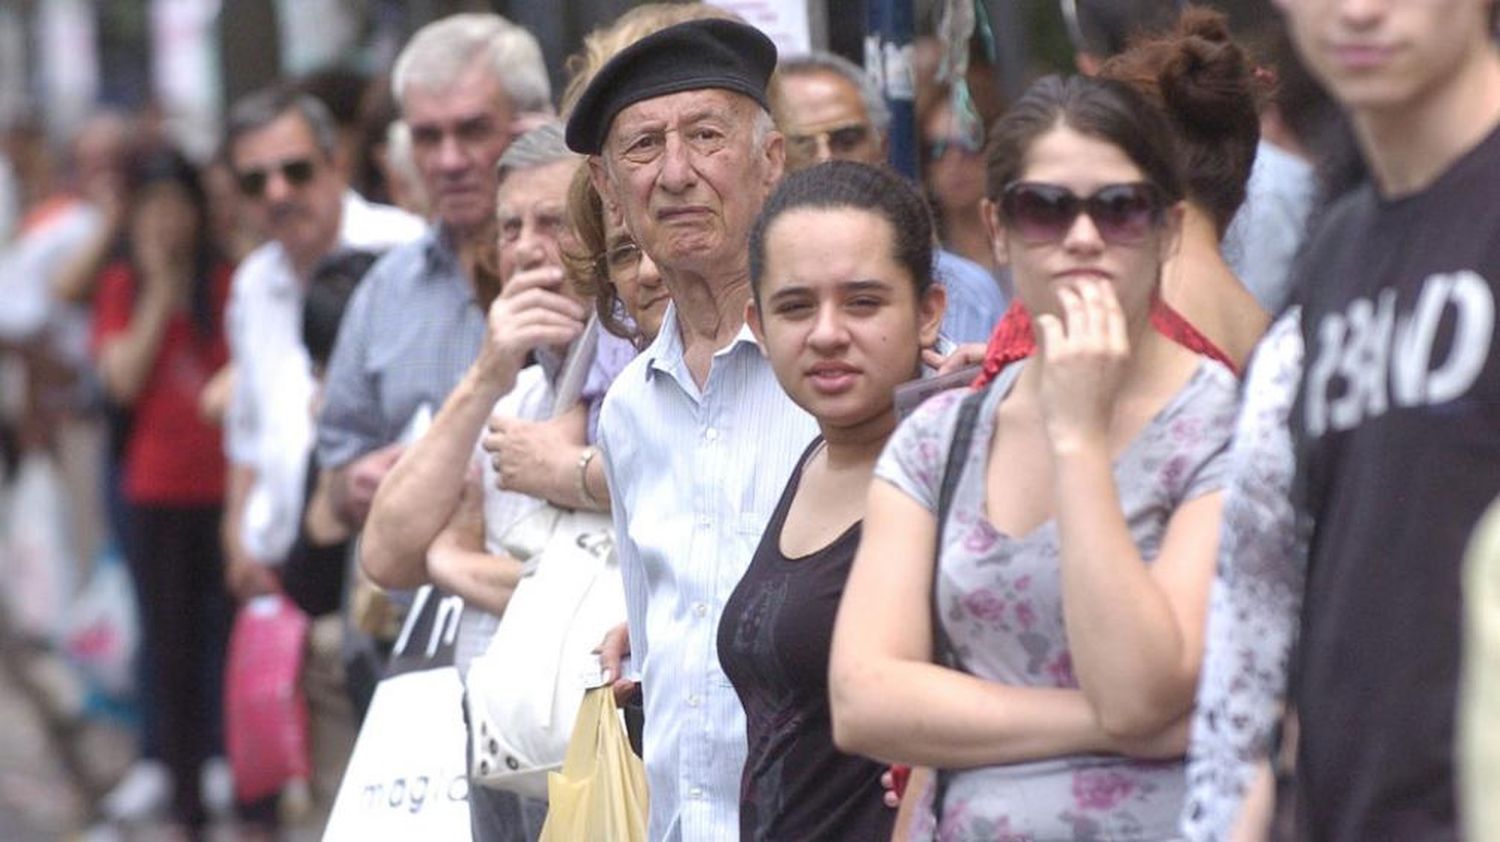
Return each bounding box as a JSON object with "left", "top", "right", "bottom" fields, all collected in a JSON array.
[{"left": 972, "top": 298, "right": 1239, "bottom": 389}]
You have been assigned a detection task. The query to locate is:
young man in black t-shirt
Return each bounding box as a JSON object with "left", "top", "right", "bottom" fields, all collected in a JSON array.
[{"left": 1276, "top": 0, "right": 1500, "bottom": 838}]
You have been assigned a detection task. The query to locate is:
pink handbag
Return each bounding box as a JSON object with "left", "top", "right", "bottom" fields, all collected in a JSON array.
[{"left": 224, "top": 592, "right": 312, "bottom": 803}]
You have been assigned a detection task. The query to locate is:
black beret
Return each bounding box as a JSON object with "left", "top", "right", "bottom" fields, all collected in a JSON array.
[{"left": 565, "top": 18, "right": 777, "bottom": 155}]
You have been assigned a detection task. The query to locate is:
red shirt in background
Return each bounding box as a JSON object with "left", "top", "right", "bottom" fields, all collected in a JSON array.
[{"left": 91, "top": 261, "right": 232, "bottom": 505}]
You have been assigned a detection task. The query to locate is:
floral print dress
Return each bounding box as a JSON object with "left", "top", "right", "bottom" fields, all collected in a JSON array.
[
  {"left": 875, "top": 358, "right": 1239, "bottom": 841},
  {"left": 1182, "top": 310, "right": 1308, "bottom": 840}
]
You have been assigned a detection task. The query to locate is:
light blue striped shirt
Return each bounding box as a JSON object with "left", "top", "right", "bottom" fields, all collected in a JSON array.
[
  {"left": 935, "top": 248, "right": 1007, "bottom": 344},
  {"left": 316, "top": 226, "right": 487, "bottom": 469},
  {"left": 597, "top": 304, "right": 817, "bottom": 842}
]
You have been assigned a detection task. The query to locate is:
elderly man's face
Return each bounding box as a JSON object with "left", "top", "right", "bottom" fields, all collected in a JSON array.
[
  {"left": 230, "top": 110, "right": 345, "bottom": 267},
  {"left": 405, "top": 62, "right": 514, "bottom": 236},
  {"left": 593, "top": 88, "right": 784, "bottom": 278},
  {"left": 777, "top": 70, "right": 884, "bottom": 171}
]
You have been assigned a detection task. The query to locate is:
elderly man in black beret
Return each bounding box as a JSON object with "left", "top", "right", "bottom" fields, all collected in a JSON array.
[{"left": 567, "top": 18, "right": 816, "bottom": 842}]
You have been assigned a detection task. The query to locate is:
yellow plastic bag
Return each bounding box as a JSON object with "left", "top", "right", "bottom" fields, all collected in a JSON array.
[{"left": 539, "top": 687, "right": 649, "bottom": 842}]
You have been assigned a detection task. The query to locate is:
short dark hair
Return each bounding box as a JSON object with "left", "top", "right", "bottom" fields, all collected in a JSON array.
[
  {"left": 224, "top": 85, "right": 339, "bottom": 164},
  {"left": 984, "top": 75, "right": 1185, "bottom": 208},
  {"left": 302, "top": 250, "right": 380, "bottom": 368},
  {"left": 749, "top": 160, "right": 935, "bottom": 303}
]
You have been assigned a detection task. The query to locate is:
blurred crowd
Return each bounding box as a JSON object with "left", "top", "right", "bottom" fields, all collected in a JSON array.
[{"left": 0, "top": 0, "right": 1497, "bottom": 841}]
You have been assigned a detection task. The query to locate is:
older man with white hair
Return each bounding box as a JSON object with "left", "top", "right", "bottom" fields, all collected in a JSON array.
[
  {"left": 315, "top": 12, "right": 552, "bottom": 533},
  {"left": 311, "top": 15, "right": 551, "bottom": 839}
]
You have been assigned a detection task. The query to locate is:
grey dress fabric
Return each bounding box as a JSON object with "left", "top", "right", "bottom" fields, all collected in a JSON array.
[{"left": 875, "top": 358, "right": 1238, "bottom": 841}]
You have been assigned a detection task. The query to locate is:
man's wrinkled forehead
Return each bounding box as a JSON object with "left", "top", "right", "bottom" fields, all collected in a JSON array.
[
  {"left": 605, "top": 88, "right": 760, "bottom": 146},
  {"left": 779, "top": 71, "right": 870, "bottom": 130}
]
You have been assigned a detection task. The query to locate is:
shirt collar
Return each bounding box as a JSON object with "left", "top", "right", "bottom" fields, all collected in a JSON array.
[
  {"left": 421, "top": 224, "right": 461, "bottom": 275},
  {"left": 642, "top": 301, "right": 763, "bottom": 383},
  {"left": 535, "top": 345, "right": 565, "bottom": 383},
  {"left": 267, "top": 191, "right": 372, "bottom": 295}
]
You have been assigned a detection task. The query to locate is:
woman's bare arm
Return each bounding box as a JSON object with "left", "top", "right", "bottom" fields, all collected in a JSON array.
[
  {"left": 829, "top": 480, "right": 1183, "bottom": 768},
  {"left": 425, "top": 472, "right": 524, "bottom": 616}
]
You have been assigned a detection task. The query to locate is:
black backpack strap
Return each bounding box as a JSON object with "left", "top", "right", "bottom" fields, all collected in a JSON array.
[{"left": 930, "top": 386, "right": 986, "bottom": 821}]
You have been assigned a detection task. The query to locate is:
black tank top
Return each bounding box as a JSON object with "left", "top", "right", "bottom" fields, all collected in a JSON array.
[{"left": 716, "top": 438, "right": 895, "bottom": 841}]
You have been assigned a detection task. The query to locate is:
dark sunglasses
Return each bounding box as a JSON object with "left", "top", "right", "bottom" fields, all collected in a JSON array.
[
  {"left": 236, "top": 157, "right": 318, "bottom": 197},
  {"left": 999, "top": 181, "right": 1164, "bottom": 246},
  {"left": 787, "top": 123, "right": 873, "bottom": 157}
]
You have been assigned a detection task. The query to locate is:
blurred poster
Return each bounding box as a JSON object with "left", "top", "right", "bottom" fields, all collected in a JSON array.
[
  {"left": 38, "top": 0, "right": 98, "bottom": 141},
  {"left": 708, "top": 0, "right": 812, "bottom": 57},
  {"left": 151, "top": 0, "right": 222, "bottom": 161},
  {"left": 0, "top": 5, "right": 25, "bottom": 132},
  {"left": 275, "top": 0, "right": 364, "bottom": 76}
]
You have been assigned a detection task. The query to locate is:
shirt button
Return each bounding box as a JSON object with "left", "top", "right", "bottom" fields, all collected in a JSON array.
[
  {"left": 694, "top": 602, "right": 708, "bottom": 617},
  {"left": 697, "top": 516, "right": 711, "bottom": 528},
  {"left": 688, "top": 786, "right": 703, "bottom": 799},
  {"left": 687, "top": 694, "right": 700, "bottom": 707},
  {"left": 703, "top": 427, "right": 719, "bottom": 442}
]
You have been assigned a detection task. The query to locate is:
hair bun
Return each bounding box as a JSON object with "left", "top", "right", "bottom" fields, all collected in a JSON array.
[{"left": 1157, "top": 7, "right": 1258, "bottom": 139}]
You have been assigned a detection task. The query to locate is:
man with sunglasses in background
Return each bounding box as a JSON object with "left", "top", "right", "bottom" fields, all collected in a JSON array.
[
  {"left": 220, "top": 84, "right": 423, "bottom": 831},
  {"left": 222, "top": 85, "right": 421, "bottom": 606},
  {"left": 774, "top": 51, "right": 1006, "bottom": 342}
]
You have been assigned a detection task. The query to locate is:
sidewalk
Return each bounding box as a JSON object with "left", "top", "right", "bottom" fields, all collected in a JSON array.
[{"left": 0, "top": 641, "right": 121, "bottom": 839}]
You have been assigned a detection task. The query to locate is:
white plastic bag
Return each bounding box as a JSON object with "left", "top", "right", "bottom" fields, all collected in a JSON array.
[
  {"left": 465, "top": 509, "right": 623, "bottom": 799},
  {"left": 60, "top": 550, "right": 139, "bottom": 698},
  {"left": 2, "top": 452, "right": 79, "bottom": 640}
]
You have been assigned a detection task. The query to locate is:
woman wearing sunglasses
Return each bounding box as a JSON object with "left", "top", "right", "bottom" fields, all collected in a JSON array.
[
  {"left": 829, "top": 73, "right": 1238, "bottom": 840},
  {"left": 966, "top": 9, "right": 1270, "bottom": 383}
]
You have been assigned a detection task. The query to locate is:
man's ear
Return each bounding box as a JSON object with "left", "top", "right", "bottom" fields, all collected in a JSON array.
[
  {"left": 981, "top": 197, "right": 1010, "bottom": 267},
  {"left": 588, "top": 156, "right": 621, "bottom": 218},
  {"left": 762, "top": 128, "right": 786, "bottom": 193}
]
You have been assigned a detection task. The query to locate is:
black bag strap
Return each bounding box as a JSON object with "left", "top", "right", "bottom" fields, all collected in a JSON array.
[
  {"left": 930, "top": 385, "right": 987, "bottom": 820},
  {"left": 932, "top": 388, "right": 984, "bottom": 660}
]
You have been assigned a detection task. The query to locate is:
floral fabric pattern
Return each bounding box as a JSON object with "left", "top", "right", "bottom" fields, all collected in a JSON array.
[
  {"left": 1182, "top": 310, "right": 1308, "bottom": 840},
  {"left": 876, "top": 358, "right": 1240, "bottom": 841}
]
